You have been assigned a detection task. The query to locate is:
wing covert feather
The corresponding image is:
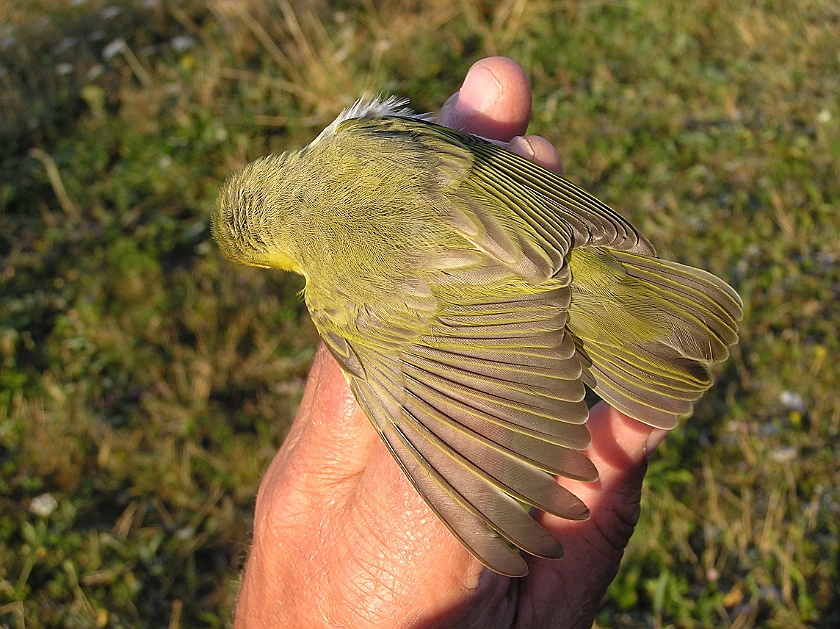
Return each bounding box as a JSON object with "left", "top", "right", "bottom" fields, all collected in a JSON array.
[{"left": 409, "top": 120, "right": 656, "bottom": 257}]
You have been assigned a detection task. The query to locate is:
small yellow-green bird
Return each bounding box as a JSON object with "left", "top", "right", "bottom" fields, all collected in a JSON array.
[{"left": 212, "top": 96, "right": 742, "bottom": 577}]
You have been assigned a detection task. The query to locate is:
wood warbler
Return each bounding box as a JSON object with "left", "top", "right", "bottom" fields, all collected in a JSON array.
[{"left": 212, "top": 96, "right": 742, "bottom": 576}]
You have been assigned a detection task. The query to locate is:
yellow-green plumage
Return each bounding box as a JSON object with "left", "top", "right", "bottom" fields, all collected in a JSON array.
[{"left": 212, "top": 96, "right": 742, "bottom": 577}]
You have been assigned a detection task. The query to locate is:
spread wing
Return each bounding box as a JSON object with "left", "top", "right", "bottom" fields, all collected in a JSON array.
[
  {"left": 305, "top": 115, "right": 741, "bottom": 575},
  {"left": 390, "top": 118, "right": 741, "bottom": 431},
  {"left": 308, "top": 257, "right": 596, "bottom": 577}
]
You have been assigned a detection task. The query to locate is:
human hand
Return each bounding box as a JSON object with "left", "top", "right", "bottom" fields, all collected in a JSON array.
[{"left": 233, "top": 56, "right": 668, "bottom": 629}]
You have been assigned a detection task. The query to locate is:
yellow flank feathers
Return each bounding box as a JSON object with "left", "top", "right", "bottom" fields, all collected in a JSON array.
[{"left": 212, "top": 96, "right": 743, "bottom": 577}]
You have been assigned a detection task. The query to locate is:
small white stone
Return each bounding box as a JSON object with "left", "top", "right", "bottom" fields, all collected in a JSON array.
[
  {"left": 29, "top": 493, "right": 58, "bottom": 518},
  {"left": 779, "top": 391, "right": 805, "bottom": 412}
]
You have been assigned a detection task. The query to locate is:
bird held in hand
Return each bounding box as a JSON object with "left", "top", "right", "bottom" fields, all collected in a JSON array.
[{"left": 212, "top": 96, "right": 743, "bottom": 577}]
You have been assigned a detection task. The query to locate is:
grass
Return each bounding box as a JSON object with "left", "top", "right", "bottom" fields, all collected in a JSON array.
[{"left": 0, "top": 0, "right": 838, "bottom": 626}]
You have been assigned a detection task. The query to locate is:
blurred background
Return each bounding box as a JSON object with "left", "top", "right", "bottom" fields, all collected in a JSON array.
[{"left": 0, "top": 0, "right": 838, "bottom": 626}]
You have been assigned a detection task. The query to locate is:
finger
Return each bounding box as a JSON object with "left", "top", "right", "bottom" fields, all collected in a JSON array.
[
  {"left": 508, "top": 134, "right": 564, "bottom": 175},
  {"left": 439, "top": 56, "right": 532, "bottom": 141},
  {"left": 545, "top": 401, "right": 667, "bottom": 541},
  {"left": 438, "top": 59, "right": 565, "bottom": 176},
  {"left": 518, "top": 404, "right": 667, "bottom": 625},
  {"left": 574, "top": 402, "right": 663, "bottom": 501},
  {"left": 530, "top": 402, "right": 667, "bottom": 575}
]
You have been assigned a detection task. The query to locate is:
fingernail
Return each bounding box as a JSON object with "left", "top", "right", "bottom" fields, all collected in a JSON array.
[
  {"left": 438, "top": 91, "right": 460, "bottom": 126},
  {"left": 457, "top": 65, "right": 503, "bottom": 114},
  {"left": 508, "top": 136, "right": 535, "bottom": 160},
  {"left": 644, "top": 428, "right": 669, "bottom": 459}
]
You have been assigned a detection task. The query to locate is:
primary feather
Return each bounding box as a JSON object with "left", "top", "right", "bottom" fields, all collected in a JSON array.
[{"left": 212, "top": 96, "right": 743, "bottom": 576}]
